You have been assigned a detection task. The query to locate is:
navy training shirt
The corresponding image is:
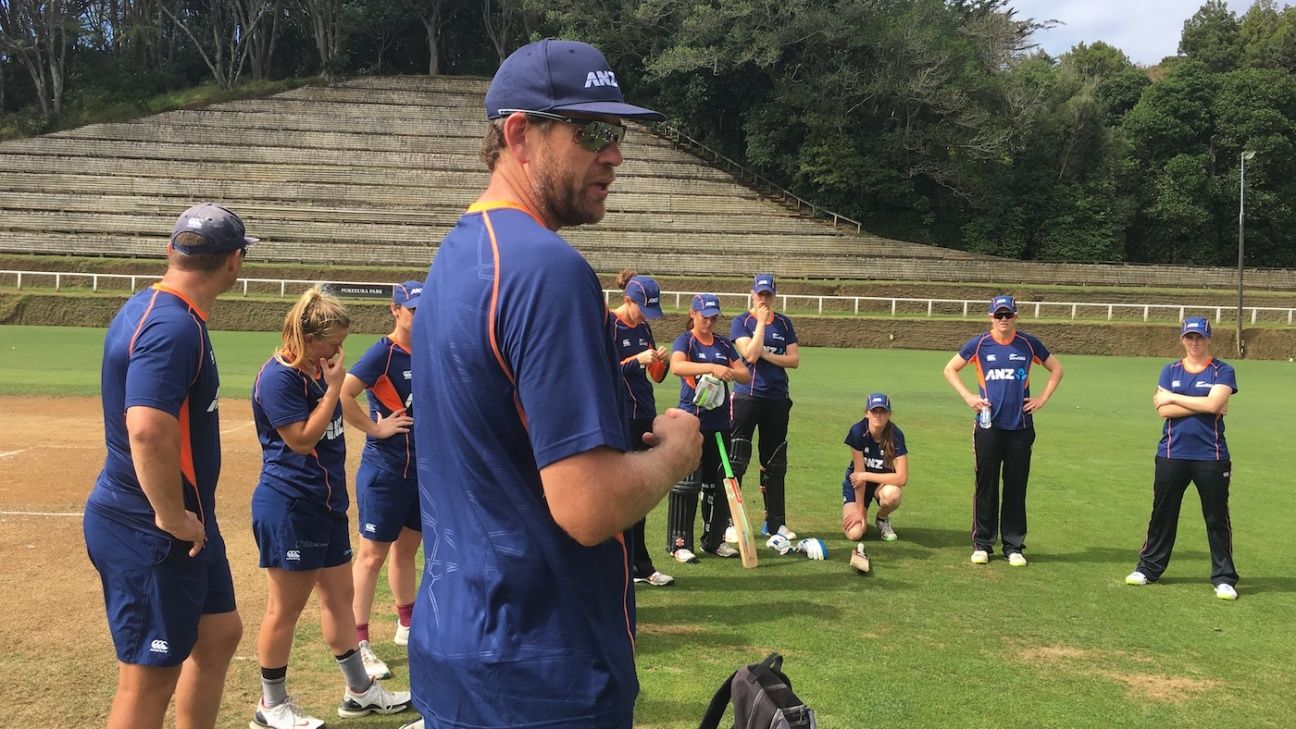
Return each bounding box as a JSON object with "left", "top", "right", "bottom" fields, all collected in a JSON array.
[
  {"left": 409, "top": 202, "right": 634, "bottom": 729},
  {"left": 673, "top": 330, "right": 740, "bottom": 432},
  {"left": 1157, "top": 358, "right": 1237, "bottom": 461},
  {"left": 957, "top": 331, "right": 1052, "bottom": 430},
  {"left": 88, "top": 285, "right": 222, "bottom": 539},
  {"left": 730, "top": 311, "right": 797, "bottom": 400},
  {"left": 251, "top": 357, "right": 348, "bottom": 513},
  {"left": 349, "top": 336, "right": 416, "bottom": 479},
  {"left": 841, "top": 422, "right": 908, "bottom": 494},
  {"left": 612, "top": 313, "right": 663, "bottom": 423}
]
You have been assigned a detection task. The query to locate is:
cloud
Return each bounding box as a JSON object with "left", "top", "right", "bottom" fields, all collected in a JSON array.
[{"left": 1008, "top": 0, "right": 1284, "bottom": 66}]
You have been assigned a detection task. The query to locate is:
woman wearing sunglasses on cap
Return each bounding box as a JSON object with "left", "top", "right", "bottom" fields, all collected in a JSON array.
[
  {"left": 610, "top": 269, "right": 674, "bottom": 587},
  {"left": 666, "top": 293, "right": 750, "bottom": 563},
  {"left": 1125, "top": 317, "right": 1240, "bottom": 600},
  {"left": 942, "top": 295, "right": 1063, "bottom": 568}
]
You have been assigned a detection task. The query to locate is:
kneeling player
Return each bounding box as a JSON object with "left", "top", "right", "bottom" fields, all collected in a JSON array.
[{"left": 841, "top": 394, "right": 909, "bottom": 560}]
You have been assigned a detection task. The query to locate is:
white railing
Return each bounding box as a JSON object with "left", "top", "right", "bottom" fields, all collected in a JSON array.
[{"left": 3, "top": 270, "right": 1294, "bottom": 325}]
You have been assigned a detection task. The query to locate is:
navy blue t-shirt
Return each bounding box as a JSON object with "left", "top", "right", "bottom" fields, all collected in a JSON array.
[
  {"left": 251, "top": 357, "right": 348, "bottom": 513},
  {"left": 841, "top": 422, "right": 909, "bottom": 494},
  {"left": 1157, "top": 358, "right": 1237, "bottom": 461},
  {"left": 349, "top": 336, "right": 416, "bottom": 479},
  {"left": 88, "top": 285, "right": 222, "bottom": 539},
  {"left": 673, "top": 330, "right": 740, "bottom": 432},
  {"left": 612, "top": 313, "right": 663, "bottom": 423},
  {"left": 409, "top": 202, "right": 634, "bottom": 729},
  {"left": 730, "top": 311, "right": 797, "bottom": 400},
  {"left": 957, "top": 331, "right": 1052, "bottom": 430}
]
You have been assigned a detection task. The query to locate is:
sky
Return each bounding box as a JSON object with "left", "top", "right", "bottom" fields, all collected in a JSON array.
[{"left": 1008, "top": 0, "right": 1292, "bottom": 66}]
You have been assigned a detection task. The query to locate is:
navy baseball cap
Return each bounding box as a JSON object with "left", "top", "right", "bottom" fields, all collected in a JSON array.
[
  {"left": 171, "top": 203, "right": 258, "bottom": 254},
  {"left": 1181, "top": 316, "right": 1212, "bottom": 338},
  {"left": 752, "top": 274, "right": 776, "bottom": 294},
  {"left": 625, "top": 275, "right": 663, "bottom": 319},
  {"left": 866, "top": 393, "right": 892, "bottom": 412},
  {"left": 485, "top": 39, "right": 664, "bottom": 121},
  {"left": 691, "top": 293, "right": 722, "bottom": 317},
  {"left": 393, "top": 280, "right": 424, "bottom": 309},
  {"left": 989, "top": 295, "right": 1017, "bottom": 314}
]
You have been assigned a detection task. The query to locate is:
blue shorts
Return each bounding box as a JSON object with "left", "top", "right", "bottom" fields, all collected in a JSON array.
[
  {"left": 84, "top": 508, "right": 236, "bottom": 667},
  {"left": 252, "top": 486, "right": 352, "bottom": 570},
  {"left": 355, "top": 460, "right": 421, "bottom": 542},
  {"left": 841, "top": 477, "right": 879, "bottom": 508}
]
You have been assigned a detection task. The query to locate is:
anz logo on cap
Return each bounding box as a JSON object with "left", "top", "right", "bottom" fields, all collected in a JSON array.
[
  {"left": 410, "top": 287, "right": 423, "bottom": 297},
  {"left": 647, "top": 295, "right": 659, "bottom": 306},
  {"left": 585, "top": 70, "right": 619, "bottom": 88}
]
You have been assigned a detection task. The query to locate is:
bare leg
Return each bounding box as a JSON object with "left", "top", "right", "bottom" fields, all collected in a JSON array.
[
  {"left": 107, "top": 663, "right": 181, "bottom": 729},
  {"left": 388, "top": 528, "right": 422, "bottom": 608},
  {"left": 257, "top": 568, "right": 317, "bottom": 669},
  {"left": 316, "top": 563, "right": 360, "bottom": 656},
  {"left": 875, "top": 485, "right": 904, "bottom": 520},
  {"left": 351, "top": 538, "right": 393, "bottom": 631},
  {"left": 175, "top": 610, "right": 243, "bottom": 729}
]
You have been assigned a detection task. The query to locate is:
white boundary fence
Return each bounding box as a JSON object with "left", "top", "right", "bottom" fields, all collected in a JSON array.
[{"left": 3, "top": 269, "right": 1294, "bottom": 325}]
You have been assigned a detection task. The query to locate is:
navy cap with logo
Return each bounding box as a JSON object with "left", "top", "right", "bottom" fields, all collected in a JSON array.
[
  {"left": 988, "top": 295, "right": 1017, "bottom": 314},
  {"left": 691, "top": 293, "right": 722, "bottom": 317},
  {"left": 1181, "top": 316, "right": 1212, "bottom": 338},
  {"left": 171, "top": 203, "right": 258, "bottom": 254},
  {"left": 625, "top": 275, "right": 663, "bottom": 319},
  {"left": 393, "top": 280, "right": 424, "bottom": 309},
  {"left": 752, "top": 274, "right": 776, "bottom": 295},
  {"left": 866, "top": 393, "right": 892, "bottom": 412},
  {"left": 485, "top": 38, "right": 664, "bottom": 121}
]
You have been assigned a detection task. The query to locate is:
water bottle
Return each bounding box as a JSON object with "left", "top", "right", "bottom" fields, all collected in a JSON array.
[{"left": 977, "top": 406, "right": 992, "bottom": 429}]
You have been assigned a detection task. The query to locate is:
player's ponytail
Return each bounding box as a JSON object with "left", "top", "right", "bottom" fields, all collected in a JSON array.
[
  {"left": 615, "top": 268, "right": 637, "bottom": 290},
  {"left": 879, "top": 420, "right": 898, "bottom": 470},
  {"left": 278, "top": 286, "right": 351, "bottom": 372}
]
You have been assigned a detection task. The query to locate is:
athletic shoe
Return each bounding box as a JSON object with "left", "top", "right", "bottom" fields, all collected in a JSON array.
[
  {"left": 633, "top": 571, "right": 675, "bottom": 587},
  {"left": 970, "top": 550, "right": 989, "bottom": 565},
  {"left": 850, "top": 543, "right": 871, "bottom": 575},
  {"left": 709, "top": 543, "right": 740, "bottom": 558},
  {"left": 358, "top": 640, "right": 391, "bottom": 680},
  {"left": 338, "top": 680, "right": 412, "bottom": 718},
  {"left": 876, "top": 517, "right": 898, "bottom": 542},
  {"left": 724, "top": 525, "right": 738, "bottom": 544},
  {"left": 393, "top": 622, "right": 410, "bottom": 647},
  {"left": 758, "top": 523, "right": 798, "bottom": 541},
  {"left": 250, "top": 697, "right": 324, "bottom": 729},
  {"left": 1007, "top": 552, "right": 1028, "bottom": 567},
  {"left": 1125, "top": 571, "right": 1148, "bottom": 586},
  {"left": 398, "top": 720, "right": 424, "bottom": 729},
  {"left": 672, "top": 548, "right": 699, "bottom": 564},
  {"left": 1215, "top": 583, "right": 1238, "bottom": 601}
]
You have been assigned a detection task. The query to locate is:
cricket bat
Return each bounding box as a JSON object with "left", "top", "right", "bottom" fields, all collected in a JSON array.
[{"left": 715, "top": 432, "right": 758, "bottom": 569}]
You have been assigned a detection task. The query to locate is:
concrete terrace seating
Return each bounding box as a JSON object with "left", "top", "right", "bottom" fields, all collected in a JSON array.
[{"left": 0, "top": 75, "right": 979, "bottom": 277}]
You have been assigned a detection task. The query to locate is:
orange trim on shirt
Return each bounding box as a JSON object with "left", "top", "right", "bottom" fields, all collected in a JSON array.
[
  {"left": 177, "top": 398, "right": 203, "bottom": 524},
  {"left": 480, "top": 209, "right": 528, "bottom": 428},
  {"left": 127, "top": 288, "right": 162, "bottom": 355},
  {"left": 615, "top": 531, "right": 635, "bottom": 655},
  {"left": 467, "top": 200, "right": 546, "bottom": 229},
  {"left": 152, "top": 283, "right": 209, "bottom": 321}
]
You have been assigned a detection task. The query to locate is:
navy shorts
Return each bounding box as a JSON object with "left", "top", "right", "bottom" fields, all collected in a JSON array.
[
  {"left": 252, "top": 486, "right": 352, "bottom": 570},
  {"left": 84, "top": 508, "right": 236, "bottom": 667},
  {"left": 355, "top": 460, "right": 421, "bottom": 542},
  {"left": 841, "top": 477, "right": 879, "bottom": 508}
]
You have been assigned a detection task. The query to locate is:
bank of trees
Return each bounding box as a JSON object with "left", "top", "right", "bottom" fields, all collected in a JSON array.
[{"left": 3, "top": 0, "right": 1296, "bottom": 267}]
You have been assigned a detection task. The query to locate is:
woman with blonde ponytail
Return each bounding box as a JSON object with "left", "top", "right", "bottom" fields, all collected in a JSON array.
[{"left": 249, "top": 287, "right": 411, "bottom": 729}]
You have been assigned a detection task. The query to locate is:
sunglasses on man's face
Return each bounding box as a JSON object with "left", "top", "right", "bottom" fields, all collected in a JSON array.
[
  {"left": 500, "top": 109, "right": 628, "bottom": 153},
  {"left": 993, "top": 311, "right": 1015, "bottom": 320}
]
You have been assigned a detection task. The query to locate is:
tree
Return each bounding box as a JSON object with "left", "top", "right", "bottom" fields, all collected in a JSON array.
[
  {"left": 299, "top": 0, "right": 346, "bottom": 81},
  {"left": 0, "top": 0, "right": 86, "bottom": 121},
  {"left": 1180, "top": 0, "right": 1241, "bottom": 71},
  {"left": 481, "top": 0, "right": 522, "bottom": 63},
  {"left": 159, "top": 0, "right": 273, "bottom": 88},
  {"left": 401, "top": 0, "right": 453, "bottom": 74}
]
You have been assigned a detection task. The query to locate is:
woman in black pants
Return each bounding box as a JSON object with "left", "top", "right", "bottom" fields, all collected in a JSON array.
[{"left": 1126, "top": 317, "right": 1239, "bottom": 600}]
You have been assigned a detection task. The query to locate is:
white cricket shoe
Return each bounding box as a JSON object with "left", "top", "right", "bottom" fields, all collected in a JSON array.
[
  {"left": 398, "top": 720, "right": 425, "bottom": 729},
  {"left": 724, "top": 525, "right": 738, "bottom": 543},
  {"left": 633, "top": 571, "right": 675, "bottom": 587},
  {"left": 338, "top": 679, "right": 411, "bottom": 718},
  {"left": 970, "top": 550, "right": 990, "bottom": 565},
  {"left": 1007, "top": 552, "right": 1028, "bottom": 567},
  {"left": 709, "top": 543, "right": 740, "bottom": 558},
  {"left": 672, "top": 548, "right": 699, "bottom": 564},
  {"left": 1215, "top": 584, "right": 1238, "bottom": 601},
  {"left": 850, "top": 543, "right": 871, "bottom": 575},
  {"left": 359, "top": 640, "right": 391, "bottom": 680},
  {"left": 250, "top": 697, "right": 324, "bottom": 729},
  {"left": 393, "top": 621, "right": 410, "bottom": 647},
  {"left": 776, "top": 525, "right": 797, "bottom": 540},
  {"left": 1125, "top": 571, "right": 1148, "bottom": 586},
  {"left": 875, "top": 517, "right": 898, "bottom": 542}
]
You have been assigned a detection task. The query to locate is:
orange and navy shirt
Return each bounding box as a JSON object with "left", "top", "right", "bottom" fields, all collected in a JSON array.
[
  {"left": 957, "top": 331, "right": 1051, "bottom": 430},
  {"left": 409, "top": 202, "right": 635, "bottom": 729},
  {"left": 1157, "top": 358, "right": 1237, "bottom": 461},
  {"left": 612, "top": 314, "right": 665, "bottom": 423},
  {"left": 673, "top": 330, "right": 740, "bottom": 432},
  {"left": 88, "top": 285, "right": 222, "bottom": 540},
  {"left": 252, "top": 357, "right": 348, "bottom": 513},
  {"left": 730, "top": 311, "right": 797, "bottom": 400},
  {"left": 349, "top": 336, "right": 415, "bottom": 478}
]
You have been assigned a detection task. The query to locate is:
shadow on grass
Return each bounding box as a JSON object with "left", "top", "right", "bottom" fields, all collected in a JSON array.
[
  {"left": 874, "top": 525, "right": 970, "bottom": 550},
  {"left": 1237, "top": 575, "right": 1296, "bottom": 594},
  {"left": 1042, "top": 546, "right": 1209, "bottom": 564}
]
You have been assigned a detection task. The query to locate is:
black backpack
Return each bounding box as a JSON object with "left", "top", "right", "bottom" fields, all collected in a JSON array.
[{"left": 698, "top": 652, "right": 817, "bottom": 729}]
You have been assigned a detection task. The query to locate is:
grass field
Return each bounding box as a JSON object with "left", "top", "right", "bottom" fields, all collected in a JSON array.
[{"left": 1, "top": 324, "right": 1294, "bottom": 728}]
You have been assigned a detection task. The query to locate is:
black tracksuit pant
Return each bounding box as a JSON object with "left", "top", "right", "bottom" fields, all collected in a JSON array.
[
  {"left": 1135, "top": 456, "right": 1238, "bottom": 586},
  {"left": 730, "top": 395, "right": 792, "bottom": 531},
  {"left": 627, "top": 419, "right": 658, "bottom": 578},
  {"left": 972, "top": 426, "right": 1035, "bottom": 554}
]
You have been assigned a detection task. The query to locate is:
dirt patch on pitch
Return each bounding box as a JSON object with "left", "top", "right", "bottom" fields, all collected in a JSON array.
[{"left": 1016, "top": 641, "right": 1221, "bottom": 704}]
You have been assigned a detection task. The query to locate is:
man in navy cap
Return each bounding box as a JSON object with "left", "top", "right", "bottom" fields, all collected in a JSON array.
[
  {"left": 942, "top": 295, "right": 1064, "bottom": 568},
  {"left": 84, "top": 203, "right": 253, "bottom": 729},
  {"left": 409, "top": 40, "right": 702, "bottom": 728}
]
